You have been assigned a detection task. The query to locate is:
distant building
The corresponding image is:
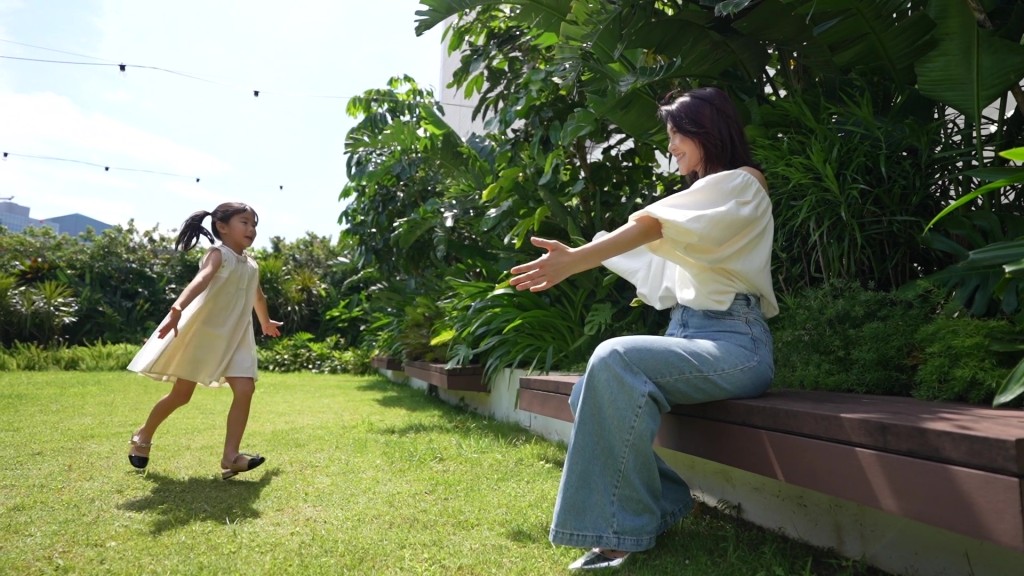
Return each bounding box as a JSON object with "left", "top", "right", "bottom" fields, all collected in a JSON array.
[
  {"left": 0, "top": 200, "right": 59, "bottom": 234},
  {"left": 45, "top": 213, "right": 113, "bottom": 237},
  {"left": 0, "top": 200, "right": 112, "bottom": 237}
]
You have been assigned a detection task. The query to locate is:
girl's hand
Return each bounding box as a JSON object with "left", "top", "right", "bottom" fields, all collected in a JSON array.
[
  {"left": 157, "top": 307, "right": 183, "bottom": 339},
  {"left": 262, "top": 320, "right": 283, "bottom": 337},
  {"left": 509, "top": 237, "right": 576, "bottom": 292}
]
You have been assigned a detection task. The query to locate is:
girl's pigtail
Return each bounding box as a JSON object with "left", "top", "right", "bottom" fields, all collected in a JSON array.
[{"left": 174, "top": 210, "right": 215, "bottom": 251}]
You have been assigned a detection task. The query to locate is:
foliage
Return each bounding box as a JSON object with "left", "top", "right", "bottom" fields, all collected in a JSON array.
[
  {"left": 770, "top": 282, "right": 939, "bottom": 396},
  {"left": 253, "top": 233, "right": 360, "bottom": 340},
  {"left": 257, "top": 333, "right": 373, "bottom": 375},
  {"left": 0, "top": 222, "right": 195, "bottom": 346},
  {"left": 918, "top": 146, "right": 1024, "bottom": 405},
  {"left": 913, "top": 317, "right": 1024, "bottom": 406},
  {"left": 446, "top": 271, "right": 662, "bottom": 381},
  {"left": 0, "top": 224, "right": 363, "bottom": 359},
  {"left": 8, "top": 280, "right": 79, "bottom": 344},
  {"left": 753, "top": 87, "right": 948, "bottom": 292},
  {"left": 328, "top": 1, "right": 1024, "bottom": 392},
  {"left": 0, "top": 341, "right": 140, "bottom": 371}
]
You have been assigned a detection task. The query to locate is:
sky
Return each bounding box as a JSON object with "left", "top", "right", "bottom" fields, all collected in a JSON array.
[{"left": 0, "top": 0, "right": 446, "bottom": 247}]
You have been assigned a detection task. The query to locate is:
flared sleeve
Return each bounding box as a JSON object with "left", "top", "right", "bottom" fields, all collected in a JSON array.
[{"left": 599, "top": 169, "right": 779, "bottom": 317}]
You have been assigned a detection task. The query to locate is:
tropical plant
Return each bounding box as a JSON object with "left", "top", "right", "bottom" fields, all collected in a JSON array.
[
  {"left": 330, "top": 0, "right": 1024, "bottom": 394},
  {"left": 921, "top": 147, "right": 1024, "bottom": 406},
  {"left": 754, "top": 86, "right": 948, "bottom": 292},
  {"left": 8, "top": 280, "right": 78, "bottom": 345}
]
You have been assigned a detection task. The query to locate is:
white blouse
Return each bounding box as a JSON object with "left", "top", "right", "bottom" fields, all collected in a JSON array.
[{"left": 598, "top": 169, "right": 779, "bottom": 318}]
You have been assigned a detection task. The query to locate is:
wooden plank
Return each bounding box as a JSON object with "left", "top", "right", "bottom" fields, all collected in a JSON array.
[
  {"left": 370, "top": 356, "right": 403, "bottom": 371},
  {"left": 656, "top": 416, "right": 1024, "bottom": 552},
  {"left": 403, "top": 361, "right": 486, "bottom": 392},
  {"left": 519, "top": 376, "right": 1024, "bottom": 476},
  {"left": 520, "top": 374, "right": 577, "bottom": 395},
  {"left": 518, "top": 388, "right": 573, "bottom": 423},
  {"left": 671, "top": 389, "right": 1024, "bottom": 476}
]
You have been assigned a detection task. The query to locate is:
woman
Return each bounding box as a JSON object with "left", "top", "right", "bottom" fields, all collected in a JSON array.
[{"left": 509, "top": 87, "right": 777, "bottom": 570}]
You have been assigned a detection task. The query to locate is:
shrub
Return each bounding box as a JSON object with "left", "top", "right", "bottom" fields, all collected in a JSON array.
[
  {"left": 0, "top": 342, "right": 141, "bottom": 371},
  {"left": 257, "top": 333, "right": 372, "bottom": 375},
  {"left": 913, "top": 317, "right": 1023, "bottom": 405},
  {"left": 770, "top": 281, "right": 937, "bottom": 396}
]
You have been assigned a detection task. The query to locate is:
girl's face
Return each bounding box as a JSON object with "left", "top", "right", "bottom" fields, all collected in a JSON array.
[
  {"left": 216, "top": 210, "right": 258, "bottom": 252},
  {"left": 666, "top": 124, "right": 704, "bottom": 177}
]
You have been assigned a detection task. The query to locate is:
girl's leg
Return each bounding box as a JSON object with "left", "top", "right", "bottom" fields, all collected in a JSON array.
[
  {"left": 131, "top": 378, "right": 198, "bottom": 457},
  {"left": 221, "top": 376, "right": 257, "bottom": 469}
]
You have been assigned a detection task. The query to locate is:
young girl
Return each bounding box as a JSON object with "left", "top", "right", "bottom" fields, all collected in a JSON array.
[
  {"left": 127, "top": 202, "right": 282, "bottom": 479},
  {"left": 510, "top": 87, "right": 776, "bottom": 570}
]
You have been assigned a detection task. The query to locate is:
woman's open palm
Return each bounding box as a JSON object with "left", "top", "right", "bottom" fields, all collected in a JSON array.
[{"left": 509, "top": 237, "right": 575, "bottom": 292}]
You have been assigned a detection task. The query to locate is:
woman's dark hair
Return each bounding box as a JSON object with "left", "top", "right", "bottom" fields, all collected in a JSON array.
[
  {"left": 174, "top": 202, "right": 258, "bottom": 251},
  {"left": 657, "top": 87, "right": 759, "bottom": 179}
]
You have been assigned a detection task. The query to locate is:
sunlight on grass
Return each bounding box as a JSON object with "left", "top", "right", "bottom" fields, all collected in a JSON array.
[{"left": 0, "top": 372, "right": 886, "bottom": 575}]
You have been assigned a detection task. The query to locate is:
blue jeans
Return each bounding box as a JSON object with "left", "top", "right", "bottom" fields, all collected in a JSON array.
[{"left": 549, "top": 294, "right": 774, "bottom": 552}]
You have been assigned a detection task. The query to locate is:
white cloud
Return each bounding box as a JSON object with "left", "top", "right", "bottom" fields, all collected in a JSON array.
[{"left": 0, "top": 91, "right": 229, "bottom": 174}]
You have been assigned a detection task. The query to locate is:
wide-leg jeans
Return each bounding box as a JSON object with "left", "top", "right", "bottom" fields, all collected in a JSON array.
[{"left": 549, "top": 294, "right": 774, "bottom": 552}]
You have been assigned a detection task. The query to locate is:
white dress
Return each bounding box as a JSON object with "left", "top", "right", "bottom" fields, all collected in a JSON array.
[{"left": 128, "top": 244, "right": 260, "bottom": 386}]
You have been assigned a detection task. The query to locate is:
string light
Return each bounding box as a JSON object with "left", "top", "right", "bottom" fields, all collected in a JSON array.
[
  {"left": 0, "top": 37, "right": 478, "bottom": 193},
  {"left": 2, "top": 151, "right": 202, "bottom": 181},
  {"left": 0, "top": 46, "right": 477, "bottom": 108}
]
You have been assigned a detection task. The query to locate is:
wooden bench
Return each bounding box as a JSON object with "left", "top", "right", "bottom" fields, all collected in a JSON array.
[
  {"left": 517, "top": 374, "right": 1024, "bottom": 553},
  {"left": 402, "top": 360, "right": 486, "bottom": 393},
  {"left": 370, "top": 356, "right": 403, "bottom": 371}
]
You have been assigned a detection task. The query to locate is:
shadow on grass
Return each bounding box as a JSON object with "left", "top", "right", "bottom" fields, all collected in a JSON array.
[
  {"left": 357, "top": 378, "right": 567, "bottom": 468},
  {"left": 119, "top": 468, "right": 279, "bottom": 534},
  {"left": 356, "top": 378, "right": 446, "bottom": 413}
]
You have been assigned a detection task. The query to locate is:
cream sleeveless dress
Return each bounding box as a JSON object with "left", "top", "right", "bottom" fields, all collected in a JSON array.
[{"left": 128, "top": 244, "right": 260, "bottom": 387}]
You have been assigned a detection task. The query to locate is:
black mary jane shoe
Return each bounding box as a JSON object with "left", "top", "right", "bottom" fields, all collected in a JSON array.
[
  {"left": 221, "top": 453, "right": 266, "bottom": 480},
  {"left": 128, "top": 433, "right": 151, "bottom": 470},
  {"left": 568, "top": 549, "right": 630, "bottom": 571}
]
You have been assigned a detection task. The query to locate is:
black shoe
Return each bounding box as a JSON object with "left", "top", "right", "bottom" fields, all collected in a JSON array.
[
  {"left": 221, "top": 453, "right": 266, "bottom": 479},
  {"left": 568, "top": 549, "right": 630, "bottom": 570},
  {"left": 128, "top": 433, "right": 151, "bottom": 470}
]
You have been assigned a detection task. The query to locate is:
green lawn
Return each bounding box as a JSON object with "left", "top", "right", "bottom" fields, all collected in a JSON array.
[{"left": 0, "top": 372, "right": 887, "bottom": 575}]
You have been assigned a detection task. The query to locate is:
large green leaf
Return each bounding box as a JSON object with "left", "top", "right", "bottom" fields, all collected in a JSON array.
[
  {"left": 915, "top": 0, "right": 1024, "bottom": 124},
  {"left": 992, "top": 356, "right": 1024, "bottom": 407},
  {"left": 798, "top": 0, "right": 936, "bottom": 85},
  {"left": 414, "top": 0, "right": 572, "bottom": 35}
]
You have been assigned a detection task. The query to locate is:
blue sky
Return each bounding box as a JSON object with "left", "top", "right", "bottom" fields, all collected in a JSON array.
[{"left": 0, "top": 0, "right": 445, "bottom": 246}]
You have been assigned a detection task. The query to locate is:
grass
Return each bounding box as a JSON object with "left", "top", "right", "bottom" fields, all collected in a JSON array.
[{"left": 0, "top": 372, "right": 889, "bottom": 575}]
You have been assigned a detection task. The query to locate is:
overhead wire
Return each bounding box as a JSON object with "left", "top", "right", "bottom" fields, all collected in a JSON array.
[{"left": 0, "top": 37, "right": 477, "bottom": 187}]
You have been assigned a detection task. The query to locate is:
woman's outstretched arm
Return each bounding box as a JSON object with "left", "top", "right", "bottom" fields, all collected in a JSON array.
[{"left": 509, "top": 215, "right": 662, "bottom": 292}]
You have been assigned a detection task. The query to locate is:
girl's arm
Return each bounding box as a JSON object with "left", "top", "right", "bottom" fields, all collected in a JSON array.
[
  {"left": 253, "top": 280, "right": 282, "bottom": 337},
  {"left": 157, "top": 248, "right": 223, "bottom": 339},
  {"left": 509, "top": 214, "right": 662, "bottom": 292}
]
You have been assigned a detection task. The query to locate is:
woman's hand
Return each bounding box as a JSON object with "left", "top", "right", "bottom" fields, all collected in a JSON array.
[{"left": 509, "top": 237, "right": 576, "bottom": 292}]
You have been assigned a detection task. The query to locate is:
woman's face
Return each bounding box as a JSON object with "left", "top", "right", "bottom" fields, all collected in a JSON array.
[{"left": 666, "top": 124, "right": 703, "bottom": 177}]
